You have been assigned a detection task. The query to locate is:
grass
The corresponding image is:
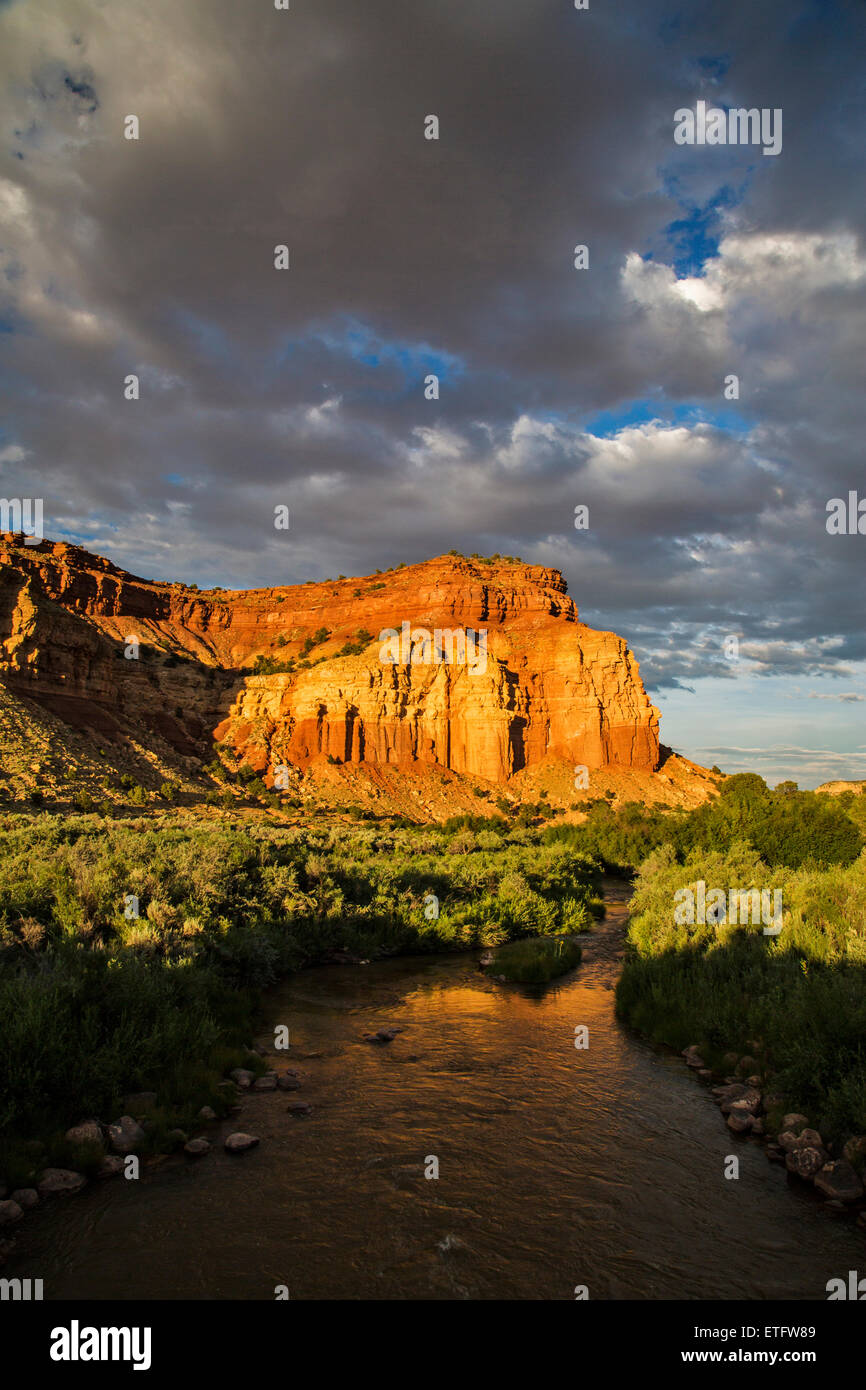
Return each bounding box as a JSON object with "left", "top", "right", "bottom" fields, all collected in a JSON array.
[{"left": 485, "top": 935, "right": 582, "bottom": 984}]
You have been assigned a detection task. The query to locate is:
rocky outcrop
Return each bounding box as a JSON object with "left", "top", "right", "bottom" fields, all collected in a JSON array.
[{"left": 0, "top": 536, "right": 661, "bottom": 786}]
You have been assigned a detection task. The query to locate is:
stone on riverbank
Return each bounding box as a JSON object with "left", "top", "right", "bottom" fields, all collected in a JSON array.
[
  {"left": 37, "top": 1168, "right": 87, "bottom": 1196},
  {"left": 10, "top": 1188, "right": 38, "bottom": 1210},
  {"left": 727, "top": 1110, "right": 753, "bottom": 1134},
  {"left": 253, "top": 1075, "right": 278, "bottom": 1091},
  {"left": 0, "top": 1200, "right": 23, "bottom": 1226},
  {"left": 778, "top": 1127, "right": 824, "bottom": 1154},
  {"left": 782, "top": 1113, "right": 809, "bottom": 1134},
  {"left": 682, "top": 1045, "right": 705, "bottom": 1069},
  {"left": 785, "top": 1146, "right": 827, "bottom": 1180},
  {"left": 717, "top": 1084, "right": 761, "bottom": 1115},
  {"left": 184, "top": 1139, "right": 210, "bottom": 1157},
  {"left": 224, "top": 1133, "right": 260, "bottom": 1154},
  {"left": 814, "top": 1160, "right": 863, "bottom": 1203},
  {"left": 108, "top": 1116, "right": 145, "bottom": 1154},
  {"left": 229, "top": 1069, "right": 255, "bottom": 1089},
  {"left": 97, "top": 1156, "right": 124, "bottom": 1178},
  {"left": 65, "top": 1121, "right": 103, "bottom": 1147}
]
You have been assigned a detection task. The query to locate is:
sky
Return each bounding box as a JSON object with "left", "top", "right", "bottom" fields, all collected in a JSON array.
[{"left": 0, "top": 0, "right": 864, "bottom": 787}]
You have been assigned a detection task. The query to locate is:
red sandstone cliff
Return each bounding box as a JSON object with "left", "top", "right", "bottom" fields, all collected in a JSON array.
[{"left": 0, "top": 536, "right": 661, "bottom": 787}]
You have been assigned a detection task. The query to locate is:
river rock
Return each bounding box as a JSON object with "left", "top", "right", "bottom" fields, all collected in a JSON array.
[
  {"left": 797, "top": 1128, "right": 825, "bottom": 1150},
  {"left": 197, "top": 1106, "right": 217, "bottom": 1121},
  {"left": 286, "top": 1100, "right": 312, "bottom": 1115},
  {"left": 785, "top": 1146, "right": 827, "bottom": 1180},
  {"left": 734, "top": 1089, "right": 762, "bottom": 1115},
  {"left": 65, "top": 1121, "right": 103, "bottom": 1147},
  {"left": 814, "top": 1160, "right": 864, "bottom": 1203},
  {"left": 277, "top": 1074, "right": 301, "bottom": 1091},
  {"left": 365, "top": 1026, "right": 404, "bottom": 1043},
  {"left": 252, "top": 1076, "right": 277, "bottom": 1091},
  {"left": 722, "top": 1052, "right": 739, "bottom": 1069},
  {"left": 9, "top": 1189, "right": 38, "bottom": 1210},
  {"left": 682, "top": 1045, "right": 705, "bottom": 1069},
  {"left": 167, "top": 1129, "right": 188, "bottom": 1147},
  {"left": 107, "top": 1116, "right": 145, "bottom": 1154},
  {"left": 0, "top": 1200, "right": 23, "bottom": 1226},
  {"left": 719, "top": 1085, "right": 760, "bottom": 1115},
  {"left": 751, "top": 1118, "right": 765, "bottom": 1136},
  {"left": 224, "top": 1133, "right": 260, "bottom": 1154},
  {"left": 97, "top": 1156, "right": 124, "bottom": 1178},
  {"left": 778, "top": 1128, "right": 823, "bottom": 1153},
  {"left": 37, "top": 1168, "right": 87, "bottom": 1196},
  {"left": 736, "top": 1055, "right": 758, "bottom": 1076},
  {"left": 842, "top": 1136, "right": 866, "bottom": 1168},
  {"left": 727, "top": 1110, "right": 753, "bottom": 1134},
  {"left": 746, "top": 1075, "right": 762, "bottom": 1088},
  {"left": 229, "top": 1069, "right": 255, "bottom": 1089},
  {"left": 782, "top": 1113, "right": 809, "bottom": 1134},
  {"left": 729, "top": 1095, "right": 762, "bottom": 1118},
  {"left": 184, "top": 1139, "right": 210, "bottom": 1157}
]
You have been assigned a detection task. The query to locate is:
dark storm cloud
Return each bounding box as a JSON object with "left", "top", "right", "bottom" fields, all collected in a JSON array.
[{"left": 0, "top": 0, "right": 864, "bottom": 710}]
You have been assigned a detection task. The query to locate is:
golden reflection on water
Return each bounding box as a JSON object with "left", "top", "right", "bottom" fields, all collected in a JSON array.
[{"left": 6, "top": 886, "right": 865, "bottom": 1300}]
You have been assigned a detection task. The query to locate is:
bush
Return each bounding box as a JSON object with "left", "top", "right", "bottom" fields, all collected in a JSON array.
[
  {"left": 485, "top": 936, "right": 582, "bottom": 984},
  {"left": 616, "top": 845, "right": 866, "bottom": 1139}
]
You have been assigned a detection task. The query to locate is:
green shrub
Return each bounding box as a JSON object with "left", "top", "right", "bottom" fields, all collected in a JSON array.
[{"left": 486, "top": 936, "right": 582, "bottom": 983}]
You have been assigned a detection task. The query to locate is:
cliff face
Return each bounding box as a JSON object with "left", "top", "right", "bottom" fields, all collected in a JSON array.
[{"left": 0, "top": 536, "right": 660, "bottom": 785}]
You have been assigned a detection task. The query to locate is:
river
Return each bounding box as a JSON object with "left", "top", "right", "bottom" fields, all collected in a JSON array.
[{"left": 6, "top": 878, "right": 862, "bottom": 1299}]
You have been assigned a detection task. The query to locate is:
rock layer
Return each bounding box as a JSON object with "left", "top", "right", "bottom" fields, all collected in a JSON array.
[{"left": 0, "top": 536, "right": 660, "bottom": 784}]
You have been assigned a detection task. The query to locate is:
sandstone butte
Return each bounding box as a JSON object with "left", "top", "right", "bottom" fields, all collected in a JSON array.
[{"left": 0, "top": 535, "right": 712, "bottom": 807}]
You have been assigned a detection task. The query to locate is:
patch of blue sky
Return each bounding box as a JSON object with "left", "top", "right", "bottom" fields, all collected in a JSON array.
[
  {"left": 658, "top": 181, "right": 743, "bottom": 275},
  {"left": 583, "top": 398, "right": 753, "bottom": 439},
  {"left": 276, "top": 318, "right": 465, "bottom": 397}
]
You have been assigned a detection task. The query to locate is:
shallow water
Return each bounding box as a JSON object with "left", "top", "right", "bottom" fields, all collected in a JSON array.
[{"left": 7, "top": 879, "right": 863, "bottom": 1299}]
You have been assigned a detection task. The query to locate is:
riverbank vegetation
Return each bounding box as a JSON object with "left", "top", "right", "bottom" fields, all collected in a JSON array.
[
  {"left": 0, "top": 815, "right": 600, "bottom": 1181},
  {"left": 2, "top": 773, "right": 864, "bottom": 1184},
  {"left": 484, "top": 934, "right": 582, "bottom": 984},
  {"left": 612, "top": 779, "right": 866, "bottom": 1142},
  {"left": 546, "top": 773, "right": 864, "bottom": 872}
]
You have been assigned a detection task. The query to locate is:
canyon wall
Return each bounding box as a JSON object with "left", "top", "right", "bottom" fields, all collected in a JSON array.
[{"left": 0, "top": 537, "right": 660, "bottom": 784}]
